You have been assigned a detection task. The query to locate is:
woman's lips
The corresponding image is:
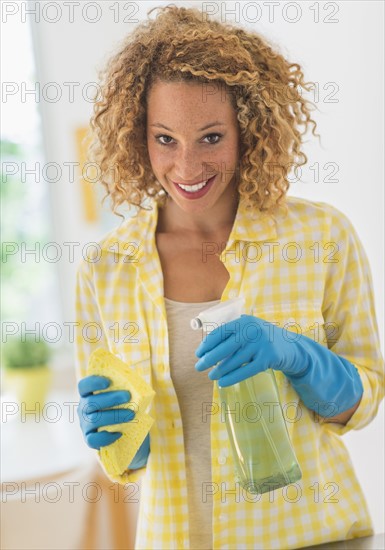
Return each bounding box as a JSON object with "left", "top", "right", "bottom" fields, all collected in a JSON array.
[
  {"left": 172, "top": 178, "right": 208, "bottom": 186},
  {"left": 173, "top": 175, "right": 216, "bottom": 199}
]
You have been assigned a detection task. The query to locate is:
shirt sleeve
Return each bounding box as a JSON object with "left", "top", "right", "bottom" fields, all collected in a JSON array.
[
  {"left": 74, "top": 257, "right": 144, "bottom": 484},
  {"left": 74, "top": 257, "right": 109, "bottom": 381},
  {"left": 320, "top": 203, "right": 384, "bottom": 435}
]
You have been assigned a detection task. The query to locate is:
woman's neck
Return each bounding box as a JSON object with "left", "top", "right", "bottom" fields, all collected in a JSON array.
[{"left": 156, "top": 194, "right": 239, "bottom": 237}]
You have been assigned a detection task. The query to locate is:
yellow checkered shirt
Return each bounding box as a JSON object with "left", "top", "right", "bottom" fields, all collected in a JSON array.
[{"left": 75, "top": 196, "right": 384, "bottom": 549}]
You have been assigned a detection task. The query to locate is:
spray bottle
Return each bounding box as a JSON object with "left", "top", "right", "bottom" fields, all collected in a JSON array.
[{"left": 191, "top": 297, "right": 302, "bottom": 494}]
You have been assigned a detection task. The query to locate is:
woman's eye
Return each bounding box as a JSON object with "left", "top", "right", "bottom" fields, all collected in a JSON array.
[
  {"left": 155, "top": 133, "right": 223, "bottom": 146},
  {"left": 204, "top": 133, "right": 222, "bottom": 144},
  {"left": 156, "top": 135, "right": 174, "bottom": 145}
]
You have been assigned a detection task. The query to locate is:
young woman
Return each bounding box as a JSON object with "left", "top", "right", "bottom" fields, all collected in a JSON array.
[{"left": 75, "top": 5, "right": 384, "bottom": 549}]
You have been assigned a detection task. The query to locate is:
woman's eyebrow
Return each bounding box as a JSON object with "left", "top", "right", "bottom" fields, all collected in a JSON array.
[{"left": 150, "top": 121, "right": 226, "bottom": 132}]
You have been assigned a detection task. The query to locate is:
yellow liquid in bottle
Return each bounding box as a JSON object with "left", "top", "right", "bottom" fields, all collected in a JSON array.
[{"left": 218, "top": 369, "right": 302, "bottom": 494}]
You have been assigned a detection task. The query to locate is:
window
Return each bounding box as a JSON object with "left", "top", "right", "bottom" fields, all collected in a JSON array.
[{"left": 1, "top": 13, "right": 61, "bottom": 354}]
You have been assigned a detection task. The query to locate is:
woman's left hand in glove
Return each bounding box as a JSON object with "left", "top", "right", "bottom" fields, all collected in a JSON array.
[{"left": 194, "top": 314, "right": 363, "bottom": 417}]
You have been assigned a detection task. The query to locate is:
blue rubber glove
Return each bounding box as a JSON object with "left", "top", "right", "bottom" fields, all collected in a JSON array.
[
  {"left": 77, "top": 375, "right": 150, "bottom": 469},
  {"left": 195, "top": 314, "right": 364, "bottom": 417},
  {"left": 128, "top": 433, "right": 150, "bottom": 469}
]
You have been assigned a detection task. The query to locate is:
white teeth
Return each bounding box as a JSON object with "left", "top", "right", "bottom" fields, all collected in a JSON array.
[{"left": 178, "top": 180, "right": 208, "bottom": 192}]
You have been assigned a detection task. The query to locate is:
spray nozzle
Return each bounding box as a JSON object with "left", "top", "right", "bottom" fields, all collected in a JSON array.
[{"left": 190, "top": 297, "right": 245, "bottom": 333}]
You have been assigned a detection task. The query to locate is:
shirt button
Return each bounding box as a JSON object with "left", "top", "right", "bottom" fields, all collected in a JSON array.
[
  {"left": 218, "top": 455, "right": 227, "bottom": 465},
  {"left": 228, "top": 290, "right": 237, "bottom": 299}
]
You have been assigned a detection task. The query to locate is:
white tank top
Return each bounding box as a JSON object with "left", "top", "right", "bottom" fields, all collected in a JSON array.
[{"left": 164, "top": 296, "right": 221, "bottom": 550}]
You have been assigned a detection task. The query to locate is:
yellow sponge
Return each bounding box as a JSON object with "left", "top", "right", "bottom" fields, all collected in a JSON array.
[{"left": 87, "top": 348, "right": 155, "bottom": 480}]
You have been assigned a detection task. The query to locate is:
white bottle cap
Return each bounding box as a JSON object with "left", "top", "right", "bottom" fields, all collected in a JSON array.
[
  {"left": 190, "top": 318, "right": 203, "bottom": 330},
  {"left": 190, "top": 297, "right": 245, "bottom": 332}
]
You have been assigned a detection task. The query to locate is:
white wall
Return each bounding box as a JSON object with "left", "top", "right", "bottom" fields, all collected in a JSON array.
[{"left": 25, "top": 0, "right": 384, "bottom": 534}]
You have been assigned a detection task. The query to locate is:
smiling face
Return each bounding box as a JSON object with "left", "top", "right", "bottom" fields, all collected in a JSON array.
[{"left": 146, "top": 80, "right": 241, "bottom": 226}]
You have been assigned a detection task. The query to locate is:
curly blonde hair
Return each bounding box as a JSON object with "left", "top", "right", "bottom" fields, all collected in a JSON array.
[{"left": 88, "top": 4, "right": 320, "bottom": 216}]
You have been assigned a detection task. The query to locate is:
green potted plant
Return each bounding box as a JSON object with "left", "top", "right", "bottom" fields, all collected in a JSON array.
[{"left": 2, "top": 335, "right": 53, "bottom": 413}]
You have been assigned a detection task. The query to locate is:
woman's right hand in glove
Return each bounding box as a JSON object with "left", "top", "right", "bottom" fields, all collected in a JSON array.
[
  {"left": 77, "top": 374, "right": 151, "bottom": 469},
  {"left": 77, "top": 374, "right": 135, "bottom": 450}
]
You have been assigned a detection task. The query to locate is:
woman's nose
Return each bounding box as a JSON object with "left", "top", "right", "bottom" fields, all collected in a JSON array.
[{"left": 173, "top": 148, "right": 214, "bottom": 182}]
